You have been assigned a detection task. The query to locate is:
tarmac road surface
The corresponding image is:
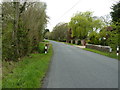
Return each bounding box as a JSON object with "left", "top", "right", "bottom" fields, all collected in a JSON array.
[{"left": 43, "top": 40, "right": 118, "bottom": 88}]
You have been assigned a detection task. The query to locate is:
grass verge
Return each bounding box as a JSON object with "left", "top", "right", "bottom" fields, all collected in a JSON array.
[
  {"left": 2, "top": 43, "right": 53, "bottom": 88},
  {"left": 83, "top": 48, "right": 120, "bottom": 60}
]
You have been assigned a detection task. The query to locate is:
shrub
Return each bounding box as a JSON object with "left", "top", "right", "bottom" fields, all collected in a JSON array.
[{"left": 38, "top": 43, "right": 45, "bottom": 53}]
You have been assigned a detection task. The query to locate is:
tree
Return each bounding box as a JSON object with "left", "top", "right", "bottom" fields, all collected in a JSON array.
[
  {"left": 88, "top": 31, "right": 100, "bottom": 45},
  {"left": 51, "top": 23, "right": 68, "bottom": 41},
  {"left": 107, "top": 23, "right": 120, "bottom": 50},
  {"left": 44, "top": 32, "right": 51, "bottom": 39},
  {"left": 43, "top": 29, "right": 50, "bottom": 38},
  {"left": 69, "top": 11, "right": 104, "bottom": 42},
  {"left": 2, "top": 1, "right": 48, "bottom": 61},
  {"left": 110, "top": 1, "right": 120, "bottom": 23},
  {"left": 109, "top": 1, "right": 120, "bottom": 50},
  {"left": 13, "top": 2, "right": 20, "bottom": 57},
  {"left": 100, "top": 15, "right": 112, "bottom": 26}
]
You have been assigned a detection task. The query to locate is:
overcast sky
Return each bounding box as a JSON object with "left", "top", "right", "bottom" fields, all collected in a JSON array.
[{"left": 40, "top": 0, "right": 118, "bottom": 31}]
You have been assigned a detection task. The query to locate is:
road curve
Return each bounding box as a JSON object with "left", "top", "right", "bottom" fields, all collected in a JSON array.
[{"left": 43, "top": 41, "right": 118, "bottom": 88}]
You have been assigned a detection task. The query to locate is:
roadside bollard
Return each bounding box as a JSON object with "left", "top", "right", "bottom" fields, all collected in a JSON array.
[
  {"left": 117, "top": 46, "right": 119, "bottom": 56},
  {"left": 45, "top": 44, "right": 48, "bottom": 54}
]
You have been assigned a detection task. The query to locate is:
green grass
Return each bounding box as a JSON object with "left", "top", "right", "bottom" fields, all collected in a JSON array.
[
  {"left": 39, "top": 42, "right": 46, "bottom": 53},
  {"left": 43, "top": 40, "right": 49, "bottom": 42},
  {"left": 2, "top": 43, "right": 53, "bottom": 88},
  {"left": 83, "top": 48, "right": 120, "bottom": 60}
]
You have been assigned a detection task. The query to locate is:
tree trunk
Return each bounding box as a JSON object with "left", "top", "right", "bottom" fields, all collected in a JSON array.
[
  {"left": 13, "top": 1, "right": 20, "bottom": 59},
  {"left": 81, "top": 40, "right": 86, "bottom": 46}
]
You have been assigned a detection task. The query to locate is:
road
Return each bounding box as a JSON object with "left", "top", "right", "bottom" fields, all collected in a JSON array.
[{"left": 43, "top": 41, "right": 118, "bottom": 88}]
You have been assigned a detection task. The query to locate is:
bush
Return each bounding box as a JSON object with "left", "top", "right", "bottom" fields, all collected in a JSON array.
[
  {"left": 38, "top": 43, "right": 45, "bottom": 53},
  {"left": 2, "top": 44, "right": 53, "bottom": 88},
  {"left": 86, "top": 40, "right": 91, "bottom": 44}
]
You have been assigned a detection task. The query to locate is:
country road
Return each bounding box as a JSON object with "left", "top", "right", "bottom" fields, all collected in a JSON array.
[{"left": 43, "top": 41, "right": 118, "bottom": 88}]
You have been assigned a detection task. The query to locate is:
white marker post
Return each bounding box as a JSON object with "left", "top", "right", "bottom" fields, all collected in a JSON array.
[
  {"left": 45, "top": 44, "right": 48, "bottom": 54},
  {"left": 109, "top": 47, "right": 112, "bottom": 53},
  {"left": 117, "top": 46, "right": 119, "bottom": 56}
]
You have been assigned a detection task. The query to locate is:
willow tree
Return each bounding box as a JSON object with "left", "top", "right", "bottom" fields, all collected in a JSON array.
[{"left": 69, "top": 11, "right": 104, "bottom": 45}]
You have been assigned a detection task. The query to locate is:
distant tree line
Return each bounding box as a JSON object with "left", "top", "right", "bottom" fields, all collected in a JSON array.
[
  {"left": 2, "top": 1, "right": 48, "bottom": 61},
  {"left": 44, "top": 23, "right": 68, "bottom": 42}
]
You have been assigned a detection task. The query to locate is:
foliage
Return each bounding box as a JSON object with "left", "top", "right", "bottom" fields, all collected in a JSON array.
[
  {"left": 51, "top": 22, "right": 68, "bottom": 41},
  {"left": 88, "top": 31, "right": 100, "bottom": 45},
  {"left": 69, "top": 11, "right": 104, "bottom": 40},
  {"left": 44, "top": 32, "right": 51, "bottom": 39},
  {"left": 2, "top": 44, "right": 53, "bottom": 88},
  {"left": 110, "top": 1, "right": 120, "bottom": 23},
  {"left": 43, "top": 29, "right": 50, "bottom": 38},
  {"left": 98, "top": 28, "right": 110, "bottom": 46},
  {"left": 88, "top": 22, "right": 119, "bottom": 51},
  {"left": 2, "top": 2, "right": 48, "bottom": 61},
  {"left": 109, "top": 1, "right": 120, "bottom": 50},
  {"left": 87, "top": 1, "right": 120, "bottom": 49},
  {"left": 38, "top": 42, "right": 45, "bottom": 53},
  {"left": 107, "top": 23, "right": 120, "bottom": 50}
]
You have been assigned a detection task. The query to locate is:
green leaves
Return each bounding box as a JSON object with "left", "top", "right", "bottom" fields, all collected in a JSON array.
[
  {"left": 69, "top": 11, "right": 104, "bottom": 40},
  {"left": 2, "top": 2, "right": 48, "bottom": 61},
  {"left": 88, "top": 31, "right": 99, "bottom": 44},
  {"left": 51, "top": 23, "right": 68, "bottom": 41},
  {"left": 110, "top": 1, "right": 120, "bottom": 22},
  {"left": 3, "top": 44, "right": 53, "bottom": 88}
]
